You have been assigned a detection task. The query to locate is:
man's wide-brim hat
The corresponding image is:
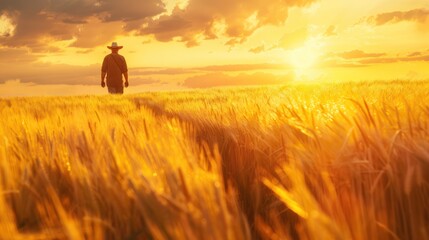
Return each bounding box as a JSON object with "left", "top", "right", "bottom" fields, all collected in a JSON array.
[{"left": 107, "top": 42, "right": 123, "bottom": 49}]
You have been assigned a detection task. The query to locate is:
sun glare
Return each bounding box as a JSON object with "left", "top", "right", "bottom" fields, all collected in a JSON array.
[{"left": 287, "top": 38, "right": 322, "bottom": 78}]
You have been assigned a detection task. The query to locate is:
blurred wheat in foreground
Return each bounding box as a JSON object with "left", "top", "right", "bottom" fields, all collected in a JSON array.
[{"left": 1, "top": 81, "right": 428, "bottom": 240}]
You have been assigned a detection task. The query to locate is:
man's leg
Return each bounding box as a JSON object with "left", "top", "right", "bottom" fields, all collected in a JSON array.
[
  {"left": 107, "top": 87, "right": 116, "bottom": 94},
  {"left": 117, "top": 87, "right": 124, "bottom": 94},
  {"left": 108, "top": 87, "right": 124, "bottom": 94}
]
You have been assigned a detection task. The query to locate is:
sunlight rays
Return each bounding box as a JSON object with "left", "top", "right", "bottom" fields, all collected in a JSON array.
[{"left": 287, "top": 37, "right": 323, "bottom": 80}]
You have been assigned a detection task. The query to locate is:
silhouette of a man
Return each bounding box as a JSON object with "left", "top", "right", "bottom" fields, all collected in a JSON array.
[{"left": 101, "top": 42, "right": 129, "bottom": 94}]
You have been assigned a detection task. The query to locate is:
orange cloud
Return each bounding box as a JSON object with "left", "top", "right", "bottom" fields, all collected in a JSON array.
[
  {"left": 321, "top": 49, "right": 429, "bottom": 68},
  {"left": 0, "top": 13, "right": 15, "bottom": 37},
  {"left": 324, "top": 50, "right": 429, "bottom": 67},
  {"left": 0, "top": 63, "right": 99, "bottom": 85},
  {"left": 132, "top": 67, "right": 198, "bottom": 75},
  {"left": 196, "top": 63, "right": 288, "bottom": 72},
  {"left": 183, "top": 72, "right": 292, "bottom": 88},
  {"left": 140, "top": 0, "right": 315, "bottom": 47},
  {"left": 338, "top": 50, "right": 386, "bottom": 59},
  {"left": 0, "top": 0, "right": 165, "bottom": 51},
  {"left": 324, "top": 25, "right": 336, "bottom": 37},
  {"left": 318, "top": 60, "right": 368, "bottom": 68},
  {"left": 369, "top": 8, "right": 429, "bottom": 25},
  {"left": 249, "top": 45, "right": 265, "bottom": 53},
  {"left": 408, "top": 52, "right": 422, "bottom": 57},
  {"left": 70, "top": 18, "right": 125, "bottom": 48},
  {"left": 359, "top": 54, "right": 429, "bottom": 64},
  {"left": 0, "top": 47, "right": 37, "bottom": 63},
  {"left": 133, "top": 63, "right": 290, "bottom": 74}
]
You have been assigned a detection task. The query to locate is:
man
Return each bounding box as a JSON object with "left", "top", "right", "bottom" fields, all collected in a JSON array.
[{"left": 101, "top": 42, "right": 129, "bottom": 94}]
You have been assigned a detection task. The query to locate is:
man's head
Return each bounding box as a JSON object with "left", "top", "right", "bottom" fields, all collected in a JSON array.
[{"left": 107, "top": 42, "right": 123, "bottom": 53}]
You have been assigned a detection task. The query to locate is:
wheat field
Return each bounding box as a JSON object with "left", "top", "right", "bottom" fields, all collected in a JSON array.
[{"left": 1, "top": 81, "right": 428, "bottom": 240}]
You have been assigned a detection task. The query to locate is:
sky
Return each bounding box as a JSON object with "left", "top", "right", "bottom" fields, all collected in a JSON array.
[{"left": 0, "top": 0, "right": 428, "bottom": 96}]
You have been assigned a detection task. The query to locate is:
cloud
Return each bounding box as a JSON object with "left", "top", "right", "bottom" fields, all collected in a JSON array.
[
  {"left": 369, "top": 8, "right": 429, "bottom": 25},
  {"left": 63, "top": 18, "right": 88, "bottom": 24},
  {"left": 1, "top": 0, "right": 317, "bottom": 50},
  {"left": 324, "top": 25, "right": 336, "bottom": 36},
  {"left": 0, "top": 0, "right": 165, "bottom": 51},
  {"left": 249, "top": 44, "right": 266, "bottom": 54},
  {"left": 358, "top": 57, "right": 398, "bottom": 64},
  {"left": 133, "top": 63, "right": 289, "bottom": 75},
  {"left": 0, "top": 10, "right": 75, "bottom": 52},
  {"left": 182, "top": 72, "right": 292, "bottom": 88},
  {"left": 196, "top": 63, "right": 288, "bottom": 72},
  {"left": 318, "top": 60, "right": 368, "bottom": 68},
  {"left": 140, "top": 0, "right": 315, "bottom": 47},
  {"left": 322, "top": 50, "right": 429, "bottom": 67},
  {"left": 95, "top": 0, "right": 165, "bottom": 23},
  {"left": 0, "top": 13, "right": 15, "bottom": 37},
  {"left": 124, "top": 63, "right": 291, "bottom": 83},
  {"left": 133, "top": 67, "right": 198, "bottom": 75},
  {"left": 400, "top": 53, "right": 429, "bottom": 62},
  {"left": 0, "top": 62, "right": 99, "bottom": 85},
  {"left": 408, "top": 52, "right": 422, "bottom": 57},
  {"left": 70, "top": 18, "right": 125, "bottom": 48},
  {"left": 131, "top": 78, "right": 161, "bottom": 85},
  {"left": 359, "top": 54, "right": 429, "bottom": 64},
  {"left": 3, "top": 79, "right": 34, "bottom": 86},
  {"left": 338, "top": 50, "right": 386, "bottom": 59},
  {"left": 0, "top": 0, "right": 165, "bottom": 24},
  {"left": 0, "top": 47, "right": 38, "bottom": 63}
]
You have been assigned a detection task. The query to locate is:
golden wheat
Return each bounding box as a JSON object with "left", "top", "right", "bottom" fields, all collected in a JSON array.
[{"left": 1, "top": 80, "right": 428, "bottom": 239}]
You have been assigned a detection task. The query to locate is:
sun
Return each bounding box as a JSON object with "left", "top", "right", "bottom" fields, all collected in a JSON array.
[{"left": 287, "top": 38, "right": 322, "bottom": 78}]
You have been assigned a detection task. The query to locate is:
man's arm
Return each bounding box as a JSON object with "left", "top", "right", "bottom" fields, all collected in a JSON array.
[
  {"left": 101, "top": 71, "right": 107, "bottom": 87},
  {"left": 124, "top": 72, "right": 129, "bottom": 87},
  {"left": 123, "top": 57, "right": 129, "bottom": 87},
  {"left": 101, "top": 56, "right": 108, "bottom": 87}
]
